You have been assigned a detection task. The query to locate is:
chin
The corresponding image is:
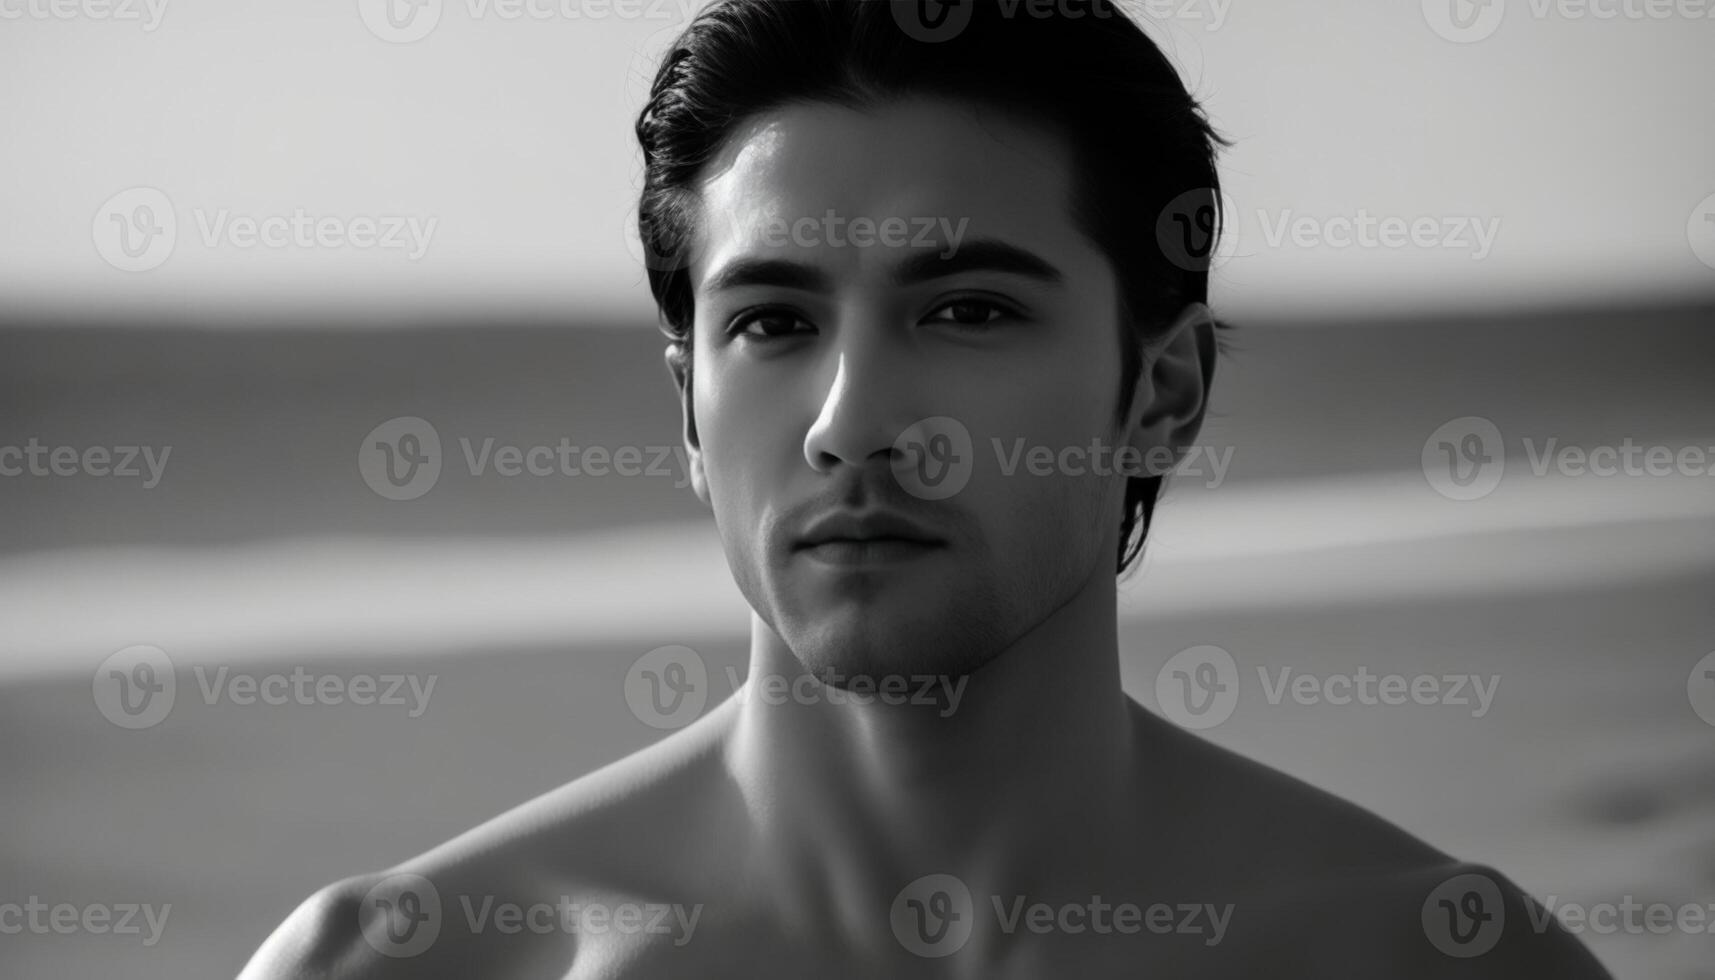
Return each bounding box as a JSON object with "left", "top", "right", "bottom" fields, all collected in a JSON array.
[{"left": 787, "top": 607, "right": 1007, "bottom": 689}]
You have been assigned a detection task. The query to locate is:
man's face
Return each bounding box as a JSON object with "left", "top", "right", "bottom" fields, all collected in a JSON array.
[{"left": 679, "top": 97, "right": 1138, "bottom": 684}]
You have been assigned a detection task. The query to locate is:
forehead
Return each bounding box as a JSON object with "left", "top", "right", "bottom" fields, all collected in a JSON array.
[{"left": 689, "top": 97, "right": 1087, "bottom": 288}]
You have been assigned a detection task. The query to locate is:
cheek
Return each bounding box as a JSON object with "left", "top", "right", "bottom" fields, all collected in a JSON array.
[
  {"left": 696, "top": 365, "right": 791, "bottom": 515},
  {"left": 955, "top": 356, "right": 1122, "bottom": 562},
  {"left": 957, "top": 460, "right": 1109, "bottom": 604},
  {"left": 966, "top": 358, "right": 1119, "bottom": 478}
]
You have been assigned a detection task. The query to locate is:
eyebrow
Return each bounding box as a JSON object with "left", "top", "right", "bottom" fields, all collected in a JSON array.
[{"left": 699, "top": 237, "right": 1065, "bottom": 295}]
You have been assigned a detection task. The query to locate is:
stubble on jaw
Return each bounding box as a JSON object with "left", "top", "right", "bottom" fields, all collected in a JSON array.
[
  {"left": 748, "top": 496, "right": 1107, "bottom": 691},
  {"left": 786, "top": 576, "right": 1018, "bottom": 690}
]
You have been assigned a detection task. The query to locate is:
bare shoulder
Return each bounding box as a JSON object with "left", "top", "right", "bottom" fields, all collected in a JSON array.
[
  {"left": 237, "top": 873, "right": 391, "bottom": 980},
  {"left": 1372, "top": 859, "right": 1614, "bottom": 978},
  {"left": 1235, "top": 857, "right": 1615, "bottom": 978},
  {"left": 239, "top": 700, "right": 742, "bottom": 980},
  {"left": 1135, "top": 701, "right": 1454, "bottom": 881},
  {"left": 1137, "top": 707, "right": 1612, "bottom": 976}
]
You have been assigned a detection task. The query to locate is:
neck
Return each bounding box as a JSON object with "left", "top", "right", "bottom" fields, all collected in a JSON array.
[{"left": 723, "top": 558, "right": 1150, "bottom": 913}]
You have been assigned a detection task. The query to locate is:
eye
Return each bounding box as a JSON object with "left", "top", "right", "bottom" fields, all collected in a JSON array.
[
  {"left": 727, "top": 306, "right": 813, "bottom": 341},
  {"left": 924, "top": 296, "right": 1017, "bottom": 330}
]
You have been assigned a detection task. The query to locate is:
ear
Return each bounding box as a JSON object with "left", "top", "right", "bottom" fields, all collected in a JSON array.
[
  {"left": 664, "top": 343, "right": 710, "bottom": 506},
  {"left": 1125, "top": 301, "right": 1217, "bottom": 457}
]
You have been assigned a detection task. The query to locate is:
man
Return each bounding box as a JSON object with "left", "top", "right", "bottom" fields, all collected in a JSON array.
[{"left": 243, "top": 1, "right": 1611, "bottom": 976}]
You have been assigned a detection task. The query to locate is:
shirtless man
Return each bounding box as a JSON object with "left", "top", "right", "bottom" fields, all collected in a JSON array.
[{"left": 242, "top": 1, "right": 1612, "bottom": 976}]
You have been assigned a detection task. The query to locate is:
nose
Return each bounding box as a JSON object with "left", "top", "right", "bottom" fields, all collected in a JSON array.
[{"left": 802, "top": 330, "right": 920, "bottom": 477}]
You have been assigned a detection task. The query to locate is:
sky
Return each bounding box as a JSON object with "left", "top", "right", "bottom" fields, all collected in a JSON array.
[{"left": 2, "top": 0, "right": 1712, "bottom": 322}]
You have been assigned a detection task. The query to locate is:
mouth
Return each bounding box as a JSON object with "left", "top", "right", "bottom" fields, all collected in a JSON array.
[
  {"left": 795, "top": 537, "right": 945, "bottom": 565},
  {"left": 793, "top": 508, "right": 947, "bottom": 562}
]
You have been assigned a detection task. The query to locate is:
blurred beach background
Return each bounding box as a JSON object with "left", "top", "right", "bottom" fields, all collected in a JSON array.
[{"left": 3, "top": 1, "right": 1715, "bottom": 978}]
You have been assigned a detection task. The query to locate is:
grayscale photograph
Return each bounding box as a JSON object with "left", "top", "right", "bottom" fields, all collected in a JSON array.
[{"left": 2, "top": 0, "right": 1712, "bottom": 977}]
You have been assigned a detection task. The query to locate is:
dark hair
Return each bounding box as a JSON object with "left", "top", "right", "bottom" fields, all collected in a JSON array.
[{"left": 635, "top": 0, "right": 1233, "bottom": 578}]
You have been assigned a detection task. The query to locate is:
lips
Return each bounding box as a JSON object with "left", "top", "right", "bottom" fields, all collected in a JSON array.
[
  {"left": 793, "top": 510, "right": 945, "bottom": 551},
  {"left": 798, "top": 539, "right": 941, "bottom": 564}
]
